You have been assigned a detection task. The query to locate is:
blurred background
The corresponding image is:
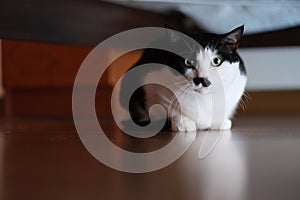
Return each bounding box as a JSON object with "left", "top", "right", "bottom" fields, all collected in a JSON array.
[{"left": 0, "top": 0, "right": 300, "bottom": 118}]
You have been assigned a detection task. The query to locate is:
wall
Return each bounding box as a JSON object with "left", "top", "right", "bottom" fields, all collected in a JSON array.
[
  {"left": 0, "top": 39, "right": 299, "bottom": 99},
  {"left": 0, "top": 39, "right": 3, "bottom": 98},
  {"left": 239, "top": 47, "right": 300, "bottom": 91}
]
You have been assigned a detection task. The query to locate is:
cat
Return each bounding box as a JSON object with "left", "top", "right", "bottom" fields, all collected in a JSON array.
[{"left": 119, "top": 25, "right": 247, "bottom": 132}]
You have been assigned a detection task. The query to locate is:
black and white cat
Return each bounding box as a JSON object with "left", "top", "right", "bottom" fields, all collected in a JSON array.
[{"left": 120, "top": 26, "right": 247, "bottom": 132}]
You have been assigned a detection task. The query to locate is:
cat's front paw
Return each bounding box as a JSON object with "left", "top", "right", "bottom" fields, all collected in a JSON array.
[
  {"left": 172, "top": 117, "right": 197, "bottom": 132},
  {"left": 210, "top": 119, "right": 232, "bottom": 130}
]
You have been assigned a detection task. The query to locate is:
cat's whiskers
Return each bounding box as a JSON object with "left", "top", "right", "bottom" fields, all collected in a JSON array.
[
  {"left": 168, "top": 84, "right": 189, "bottom": 110},
  {"left": 167, "top": 84, "right": 190, "bottom": 118},
  {"left": 170, "top": 90, "right": 186, "bottom": 118},
  {"left": 239, "top": 98, "right": 246, "bottom": 111},
  {"left": 192, "top": 86, "right": 203, "bottom": 123},
  {"left": 239, "top": 91, "right": 251, "bottom": 111},
  {"left": 170, "top": 84, "right": 194, "bottom": 118},
  {"left": 166, "top": 79, "right": 188, "bottom": 89}
]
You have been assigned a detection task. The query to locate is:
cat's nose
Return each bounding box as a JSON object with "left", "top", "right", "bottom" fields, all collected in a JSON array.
[{"left": 193, "top": 77, "right": 211, "bottom": 87}]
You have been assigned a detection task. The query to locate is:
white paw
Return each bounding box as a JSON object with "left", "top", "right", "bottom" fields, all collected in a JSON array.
[
  {"left": 210, "top": 119, "right": 232, "bottom": 130},
  {"left": 172, "top": 117, "right": 197, "bottom": 132},
  {"left": 196, "top": 122, "right": 210, "bottom": 130}
]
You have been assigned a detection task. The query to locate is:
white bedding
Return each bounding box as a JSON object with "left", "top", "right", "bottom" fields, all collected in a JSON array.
[
  {"left": 110, "top": 0, "right": 300, "bottom": 34},
  {"left": 106, "top": 1, "right": 300, "bottom": 91}
]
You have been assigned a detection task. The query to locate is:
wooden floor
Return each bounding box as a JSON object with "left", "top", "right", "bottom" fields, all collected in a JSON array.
[{"left": 1, "top": 114, "right": 300, "bottom": 200}]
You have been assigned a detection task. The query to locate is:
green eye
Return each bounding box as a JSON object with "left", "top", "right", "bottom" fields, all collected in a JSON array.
[
  {"left": 211, "top": 57, "right": 223, "bottom": 67},
  {"left": 184, "top": 58, "right": 194, "bottom": 67}
]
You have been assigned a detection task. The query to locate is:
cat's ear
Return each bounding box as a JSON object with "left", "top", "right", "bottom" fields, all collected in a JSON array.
[
  {"left": 164, "top": 24, "right": 181, "bottom": 43},
  {"left": 221, "top": 25, "right": 244, "bottom": 50}
]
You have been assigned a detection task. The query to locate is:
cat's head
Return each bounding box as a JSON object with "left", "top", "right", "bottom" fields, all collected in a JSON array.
[{"left": 166, "top": 25, "right": 245, "bottom": 94}]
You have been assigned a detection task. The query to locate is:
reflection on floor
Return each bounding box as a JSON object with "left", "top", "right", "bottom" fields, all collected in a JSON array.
[{"left": 1, "top": 114, "right": 300, "bottom": 200}]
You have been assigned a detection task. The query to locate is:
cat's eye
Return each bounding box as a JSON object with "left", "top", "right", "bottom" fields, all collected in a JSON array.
[
  {"left": 211, "top": 57, "right": 223, "bottom": 67},
  {"left": 184, "top": 58, "right": 194, "bottom": 68}
]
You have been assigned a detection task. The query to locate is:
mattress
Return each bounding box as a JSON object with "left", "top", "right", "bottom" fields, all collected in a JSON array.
[{"left": 111, "top": 0, "right": 300, "bottom": 34}]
